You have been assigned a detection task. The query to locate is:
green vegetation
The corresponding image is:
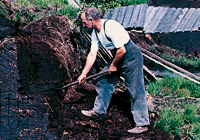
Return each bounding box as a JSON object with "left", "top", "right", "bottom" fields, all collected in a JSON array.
[
  {"left": 146, "top": 77, "right": 200, "bottom": 139},
  {"left": 154, "top": 104, "right": 200, "bottom": 139},
  {"left": 82, "top": 0, "right": 148, "bottom": 10},
  {"left": 1, "top": 0, "right": 148, "bottom": 24},
  {"left": 163, "top": 54, "right": 200, "bottom": 69},
  {"left": 146, "top": 76, "right": 200, "bottom": 98}
]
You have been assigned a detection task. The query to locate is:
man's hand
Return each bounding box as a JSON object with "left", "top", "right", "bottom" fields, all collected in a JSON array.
[
  {"left": 77, "top": 74, "right": 86, "bottom": 84},
  {"left": 109, "top": 46, "right": 126, "bottom": 74},
  {"left": 109, "top": 64, "right": 117, "bottom": 74}
]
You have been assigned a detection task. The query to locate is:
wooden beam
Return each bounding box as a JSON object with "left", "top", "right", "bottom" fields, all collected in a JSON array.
[
  {"left": 145, "top": 7, "right": 169, "bottom": 33},
  {"left": 116, "top": 6, "right": 127, "bottom": 25},
  {"left": 111, "top": 7, "right": 120, "bottom": 21},
  {"left": 169, "top": 8, "right": 188, "bottom": 32},
  {"left": 103, "top": 8, "right": 114, "bottom": 19},
  {"left": 136, "top": 4, "right": 148, "bottom": 29},
  {"left": 184, "top": 8, "right": 200, "bottom": 31},
  {"left": 144, "top": 7, "right": 159, "bottom": 30},
  {"left": 176, "top": 8, "right": 196, "bottom": 32},
  {"left": 140, "top": 47, "right": 200, "bottom": 82},
  {"left": 123, "top": 5, "right": 135, "bottom": 29},
  {"left": 142, "top": 53, "right": 200, "bottom": 85},
  {"left": 192, "top": 9, "right": 200, "bottom": 31},
  {"left": 130, "top": 4, "right": 141, "bottom": 28}
]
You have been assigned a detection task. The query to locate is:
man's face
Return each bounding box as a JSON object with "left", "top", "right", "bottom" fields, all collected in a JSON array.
[{"left": 81, "top": 12, "right": 93, "bottom": 29}]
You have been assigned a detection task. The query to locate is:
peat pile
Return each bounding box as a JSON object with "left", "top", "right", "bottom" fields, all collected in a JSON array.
[{"left": 16, "top": 15, "right": 81, "bottom": 93}]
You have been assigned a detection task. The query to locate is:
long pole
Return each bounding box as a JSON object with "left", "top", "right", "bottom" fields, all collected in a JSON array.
[{"left": 140, "top": 47, "right": 200, "bottom": 81}]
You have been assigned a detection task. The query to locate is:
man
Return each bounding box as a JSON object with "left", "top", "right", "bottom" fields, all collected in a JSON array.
[{"left": 78, "top": 7, "right": 150, "bottom": 133}]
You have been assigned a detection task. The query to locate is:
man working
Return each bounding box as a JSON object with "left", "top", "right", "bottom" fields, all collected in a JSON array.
[{"left": 78, "top": 7, "right": 150, "bottom": 133}]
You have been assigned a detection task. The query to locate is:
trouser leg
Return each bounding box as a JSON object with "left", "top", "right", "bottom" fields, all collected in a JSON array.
[
  {"left": 123, "top": 67, "right": 150, "bottom": 126},
  {"left": 122, "top": 41, "right": 150, "bottom": 126},
  {"left": 93, "top": 66, "right": 120, "bottom": 114}
]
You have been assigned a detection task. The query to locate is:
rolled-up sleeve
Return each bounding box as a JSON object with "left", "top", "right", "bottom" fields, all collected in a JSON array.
[{"left": 106, "top": 20, "right": 130, "bottom": 48}]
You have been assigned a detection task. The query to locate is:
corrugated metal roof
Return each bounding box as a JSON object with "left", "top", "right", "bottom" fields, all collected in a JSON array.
[{"left": 103, "top": 4, "right": 200, "bottom": 33}]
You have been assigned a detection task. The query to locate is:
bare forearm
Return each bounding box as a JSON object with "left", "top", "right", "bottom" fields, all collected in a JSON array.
[
  {"left": 81, "top": 51, "right": 97, "bottom": 76},
  {"left": 111, "top": 46, "right": 126, "bottom": 67},
  {"left": 109, "top": 46, "right": 126, "bottom": 73}
]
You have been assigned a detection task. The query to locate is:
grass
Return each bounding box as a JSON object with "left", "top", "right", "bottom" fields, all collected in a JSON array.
[
  {"left": 146, "top": 76, "right": 200, "bottom": 98},
  {"left": 146, "top": 77, "right": 200, "bottom": 139},
  {"left": 154, "top": 104, "right": 200, "bottom": 139},
  {"left": 3, "top": 0, "right": 78, "bottom": 24},
  {"left": 162, "top": 54, "right": 200, "bottom": 70}
]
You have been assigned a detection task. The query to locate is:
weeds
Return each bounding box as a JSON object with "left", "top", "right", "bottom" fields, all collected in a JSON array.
[
  {"left": 146, "top": 76, "right": 200, "bottom": 98},
  {"left": 155, "top": 106, "right": 184, "bottom": 136},
  {"left": 154, "top": 104, "right": 200, "bottom": 139},
  {"left": 147, "top": 77, "right": 200, "bottom": 139},
  {"left": 162, "top": 54, "right": 200, "bottom": 71},
  {"left": 59, "top": 5, "right": 79, "bottom": 18}
]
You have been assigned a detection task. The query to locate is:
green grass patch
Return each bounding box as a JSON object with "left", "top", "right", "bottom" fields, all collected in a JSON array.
[
  {"left": 147, "top": 77, "right": 200, "bottom": 139},
  {"left": 163, "top": 54, "right": 200, "bottom": 69},
  {"left": 155, "top": 104, "right": 200, "bottom": 139},
  {"left": 146, "top": 76, "right": 200, "bottom": 98}
]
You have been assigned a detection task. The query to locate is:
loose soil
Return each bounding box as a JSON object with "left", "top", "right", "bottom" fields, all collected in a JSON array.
[{"left": 14, "top": 15, "right": 175, "bottom": 139}]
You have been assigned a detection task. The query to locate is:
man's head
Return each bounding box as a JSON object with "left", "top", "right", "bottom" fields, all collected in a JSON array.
[{"left": 81, "top": 7, "right": 100, "bottom": 29}]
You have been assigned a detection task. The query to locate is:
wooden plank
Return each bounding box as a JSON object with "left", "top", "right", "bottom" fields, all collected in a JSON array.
[
  {"left": 156, "top": 8, "right": 182, "bottom": 33},
  {"left": 184, "top": 9, "right": 200, "bottom": 31},
  {"left": 146, "top": 6, "right": 154, "bottom": 19},
  {"left": 129, "top": 4, "right": 141, "bottom": 28},
  {"left": 116, "top": 6, "right": 127, "bottom": 25},
  {"left": 169, "top": 8, "right": 188, "bottom": 32},
  {"left": 122, "top": 5, "right": 135, "bottom": 29},
  {"left": 103, "top": 10, "right": 109, "bottom": 19},
  {"left": 144, "top": 7, "right": 160, "bottom": 31},
  {"left": 111, "top": 7, "right": 121, "bottom": 21},
  {"left": 192, "top": 8, "right": 200, "bottom": 31},
  {"left": 175, "top": 8, "right": 195, "bottom": 32},
  {"left": 103, "top": 8, "right": 114, "bottom": 19},
  {"left": 145, "top": 7, "right": 169, "bottom": 33},
  {"left": 155, "top": 8, "right": 176, "bottom": 33},
  {"left": 136, "top": 4, "right": 148, "bottom": 29}
]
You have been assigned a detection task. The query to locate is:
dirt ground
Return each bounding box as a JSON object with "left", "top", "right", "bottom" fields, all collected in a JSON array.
[
  {"left": 47, "top": 83, "right": 173, "bottom": 140},
  {"left": 13, "top": 15, "right": 178, "bottom": 139}
]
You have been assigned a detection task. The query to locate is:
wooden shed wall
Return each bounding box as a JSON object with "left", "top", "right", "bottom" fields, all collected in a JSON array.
[{"left": 103, "top": 4, "right": 200, "bottom": 33}]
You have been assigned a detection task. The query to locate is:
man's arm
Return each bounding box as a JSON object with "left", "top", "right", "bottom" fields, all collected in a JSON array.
[
  {"left": 109, "top": 45, "right": 126, "bottom": 74},
  {"left": 78, "top": 50, "right": 98, "bottom": 83}
]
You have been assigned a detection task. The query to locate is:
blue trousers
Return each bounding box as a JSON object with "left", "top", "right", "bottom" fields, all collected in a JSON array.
[{"left": 93, "top": 40, "right": 150, "bottom": 126}]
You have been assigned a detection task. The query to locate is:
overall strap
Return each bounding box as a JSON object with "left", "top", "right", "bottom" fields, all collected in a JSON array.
[
  {"left": 95, "top": 19, "right": 112, "bottom": 43},
  {"left": 103, "top": 20, "right": 112, "bottom": 42}
]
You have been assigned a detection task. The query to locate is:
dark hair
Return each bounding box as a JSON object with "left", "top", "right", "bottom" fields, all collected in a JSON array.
[{"left": 84, "top": 7, "right": 100, "bottom": 20}]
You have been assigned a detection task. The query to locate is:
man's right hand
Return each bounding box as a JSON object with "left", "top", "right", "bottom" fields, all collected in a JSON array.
[{"left": 77, "top": 74, "right": 86, "bottom": 84}]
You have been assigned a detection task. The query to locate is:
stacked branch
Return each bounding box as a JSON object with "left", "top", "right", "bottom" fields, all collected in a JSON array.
[{"left": 140, "top": 47, "right": 200, "bottom": 85}]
